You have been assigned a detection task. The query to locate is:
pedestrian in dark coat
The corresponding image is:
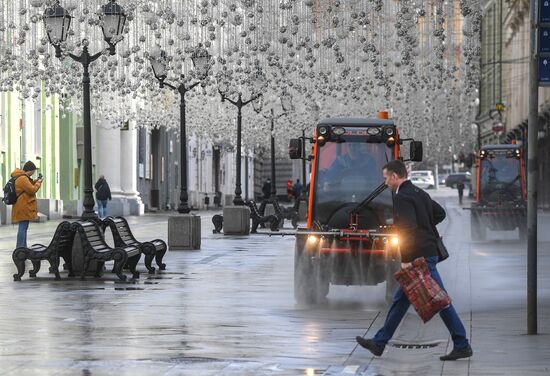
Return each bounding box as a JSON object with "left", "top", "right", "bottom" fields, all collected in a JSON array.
[
  {"left": 94, "top": 175, "right": 112, "bottom": 218},
  {"left": 355, "top": 160, "right": 472, "bottom": 361},
  {"left": 262, "top": 178, "right": 272, "bottom": 200},
  {"left": 292, "top": 179, "right": 303, "bottom": 201},
  {"left": 457, "top": 181, "right": 465, "bottom": 205}
]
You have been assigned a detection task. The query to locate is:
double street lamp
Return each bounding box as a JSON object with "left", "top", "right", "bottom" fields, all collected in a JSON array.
[
  {"left": 43, "top": 0, "right": 127, "bottom": 220},
  {"left": 150, "top": 46, "right": 211, "bottom": 214},
  {"left": 218, "top": 86, "right": 262, "bottom": 206}
]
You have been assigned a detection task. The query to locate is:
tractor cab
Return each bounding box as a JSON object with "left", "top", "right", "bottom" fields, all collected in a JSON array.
[
  {"left": 289, "top": 115, "right": 423, "bottom": 303},
  {"left": 470, "top": 144, "right": 526, "bottom": 240}
]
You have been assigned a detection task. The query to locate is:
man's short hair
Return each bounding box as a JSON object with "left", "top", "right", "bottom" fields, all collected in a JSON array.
[{"left": 383, "top": 160, "right": 408, "bottom": 178}]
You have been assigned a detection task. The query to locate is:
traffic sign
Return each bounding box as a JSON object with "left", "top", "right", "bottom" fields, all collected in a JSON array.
[
  {"left": 539, "top": 58, "right": 550, "bottom": 85},
  {"left": 541, "top": 28, "right": 550, "bottom": 53},
  {"left": 542, "top": 0, "right": 550, "bottom": 23}
]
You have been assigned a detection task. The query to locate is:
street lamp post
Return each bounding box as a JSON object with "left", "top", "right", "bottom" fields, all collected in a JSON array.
[
  {"left": 267, "top": 109, "right": 278, "bottom": 199},
  {"left": 258, "top": 106, "right": 287, "bottom": 200},
  {"left": 301, "top": 128, "right": 307, "bottom": 194},
  {"left": 472, "top": 122, "right": 481, "bottom": 150},
  {"left": 150, "top": 47, "right": 210, "bottom": 214},
  {"left": 43, "top": 0, "right": 127, "bottom": 220},
  {"left": 218, "top": 90, "right": 262, "bottom": 206}
]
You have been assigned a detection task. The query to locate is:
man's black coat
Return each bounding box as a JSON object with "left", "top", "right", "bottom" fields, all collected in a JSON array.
[
  {"left": 394, "top": 180, "right": 446, "bottom": 263},
  {"left": 95, "top": 178, "right": 112, "bottom": 201}
]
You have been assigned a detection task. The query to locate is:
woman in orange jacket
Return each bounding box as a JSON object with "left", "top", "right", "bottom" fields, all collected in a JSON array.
[{"left": 11, "top": 161, "right": 42, "bottom": 248}]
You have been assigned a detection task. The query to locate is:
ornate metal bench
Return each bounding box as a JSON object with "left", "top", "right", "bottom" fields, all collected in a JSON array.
[
  {"left": 12, "top": 221, "right": 75, "bottom": 281},
  {"left": 272, "top": 200, "right": 299, "bottom": 229},
  {"left": 71, "top": 221, "right": 140, "bottom": 281},
  {"left": 102, "top": 216, "right": 167, "bottom": 273},
  {"left": 245, "top": 200, "right": 279, "bottom": 233}
]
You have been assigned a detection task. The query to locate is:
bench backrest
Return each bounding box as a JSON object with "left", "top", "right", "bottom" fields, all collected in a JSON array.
[
  {"left": 49, "top": 221, "right": 76, "bottom": 252},
  {"left": 104, "top": 216, "right": 137, "bottom": 246},
  {"left": 71, "top": 221, "right": 110, "bottom": 251},
  {"left": 245, "top": 200, "right": 261, "bottom": 217},
  {"left": 272, "top": 200, "right": 283, "bottom": 215}
]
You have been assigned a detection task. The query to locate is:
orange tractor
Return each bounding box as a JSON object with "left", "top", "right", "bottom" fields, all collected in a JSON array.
[
  {"left": 469, "top": 144, "right": 527, "bottom": 241},
  {"left": 289, "top": 115, "right": 423, "bottom": 303}
]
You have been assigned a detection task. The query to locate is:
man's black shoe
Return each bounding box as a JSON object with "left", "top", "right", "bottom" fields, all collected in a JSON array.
[
  {"left": 355, "top": 336, "right": 385, "bottom": 356},
  {"left": 440, "top": 345, "right": 473, "bottom": 361}
]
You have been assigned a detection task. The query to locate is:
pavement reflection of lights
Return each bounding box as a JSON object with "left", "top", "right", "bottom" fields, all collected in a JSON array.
[{"left": 305, "top": 368, "right": 316, "bottom": 376}]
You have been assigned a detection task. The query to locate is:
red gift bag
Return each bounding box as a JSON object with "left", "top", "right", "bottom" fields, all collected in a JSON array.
[{"left": 394, "top": 257, "right": 452, "bottom": 323}]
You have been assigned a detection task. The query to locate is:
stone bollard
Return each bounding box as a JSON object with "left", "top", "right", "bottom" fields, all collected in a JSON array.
[
  {"left": 223, "top": 206, "right": 251, "bottom": 235},
  {"left": 168, "top": 214, "right": 201, "bottom": 250}
]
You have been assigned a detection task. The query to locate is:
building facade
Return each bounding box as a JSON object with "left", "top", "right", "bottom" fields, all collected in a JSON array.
[
  {"left": 477, "top": 0, "right": 550, "bottom": 208},
  {"left": 0, "top": 89, "right": 267, "bottom": 222}
]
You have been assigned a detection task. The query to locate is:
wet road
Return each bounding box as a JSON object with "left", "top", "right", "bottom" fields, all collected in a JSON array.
[{"left": 0, "top": 188, "right": 548, "bottom": 375}]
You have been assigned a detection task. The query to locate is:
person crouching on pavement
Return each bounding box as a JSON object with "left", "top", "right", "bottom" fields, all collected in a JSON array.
[
  {"left": 355, "top": 160, "right": 473, "bottom": 361},
  {"left": 12, "top": 161, "right": 43, "bottom": 248}
]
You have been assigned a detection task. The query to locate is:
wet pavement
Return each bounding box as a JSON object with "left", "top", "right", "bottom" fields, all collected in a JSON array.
[{"left": 0, "top": 188, "right": 549, "bottom": 375}]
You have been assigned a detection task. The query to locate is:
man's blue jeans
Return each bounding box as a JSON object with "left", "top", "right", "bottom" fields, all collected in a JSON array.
[
  {"left": 373, "top": 256, "right": 469, "bottom": 349},
  {"left": 16, "top": 220, "right": 30, "bottom": 248},
  {"left": 97, "top": 200, "right": 108, "bottom": 218}
]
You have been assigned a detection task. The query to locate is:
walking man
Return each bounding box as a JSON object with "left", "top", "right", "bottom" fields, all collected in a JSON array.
[
  {"left": 457, "top": 181, "right": 465, "bottom": 205},
  {"left": 292, "top": 179, "right": 303, "bottom": 202},
  {"left": 355, "top": 160, "right": 472, "bottom": 361},
  {"left": 12, "top": 161, "right": 43, "bottom": 248},
  {"left": 94, "top": 175, "right": 112, "bottom": 219},
  {"left": 262, "top": 178, "right": 272, "bottom": 200}
]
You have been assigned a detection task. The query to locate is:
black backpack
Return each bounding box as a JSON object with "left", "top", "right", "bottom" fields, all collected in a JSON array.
[{"left": 2, "top": 175, "right": 25, "bottom": 205}]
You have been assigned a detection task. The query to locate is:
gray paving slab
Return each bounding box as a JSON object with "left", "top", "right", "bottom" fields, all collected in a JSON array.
[{"left": 0, "top": 187, "right": 548, "bottom": 375}]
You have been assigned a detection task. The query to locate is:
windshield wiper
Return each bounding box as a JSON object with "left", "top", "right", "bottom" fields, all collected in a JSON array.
[
  {"left": 350, "top": 182, "right": 388, "bottom": 218},
  {"left": 322, "top": 182, "right": 388, "bottom": 229}
]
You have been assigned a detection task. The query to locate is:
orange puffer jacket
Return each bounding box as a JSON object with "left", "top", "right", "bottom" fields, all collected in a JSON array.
[{"left": 11, "top": 168, "right": 42, "bottom": 223}]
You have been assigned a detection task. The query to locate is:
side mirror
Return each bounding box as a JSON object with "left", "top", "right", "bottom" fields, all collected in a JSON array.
[
  {"left": 289, "top": 138, "right": 302, "bottom": 159},
  {"left": 410, "top": 141, "right": 423, "bottom": 162}
]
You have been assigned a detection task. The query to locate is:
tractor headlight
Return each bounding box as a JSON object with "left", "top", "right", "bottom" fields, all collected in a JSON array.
[
  {"left": 318, "top": 126, "right": 329, "bottom": 136},
  {"left": 307, "top": 235, "right": 319, "bottom": 244},
  {"left": 332, "top": 127, "right": 345, "bottom": 136},
  {"left": 391, "top": 236, "right": 399, "bottom": 246}
]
